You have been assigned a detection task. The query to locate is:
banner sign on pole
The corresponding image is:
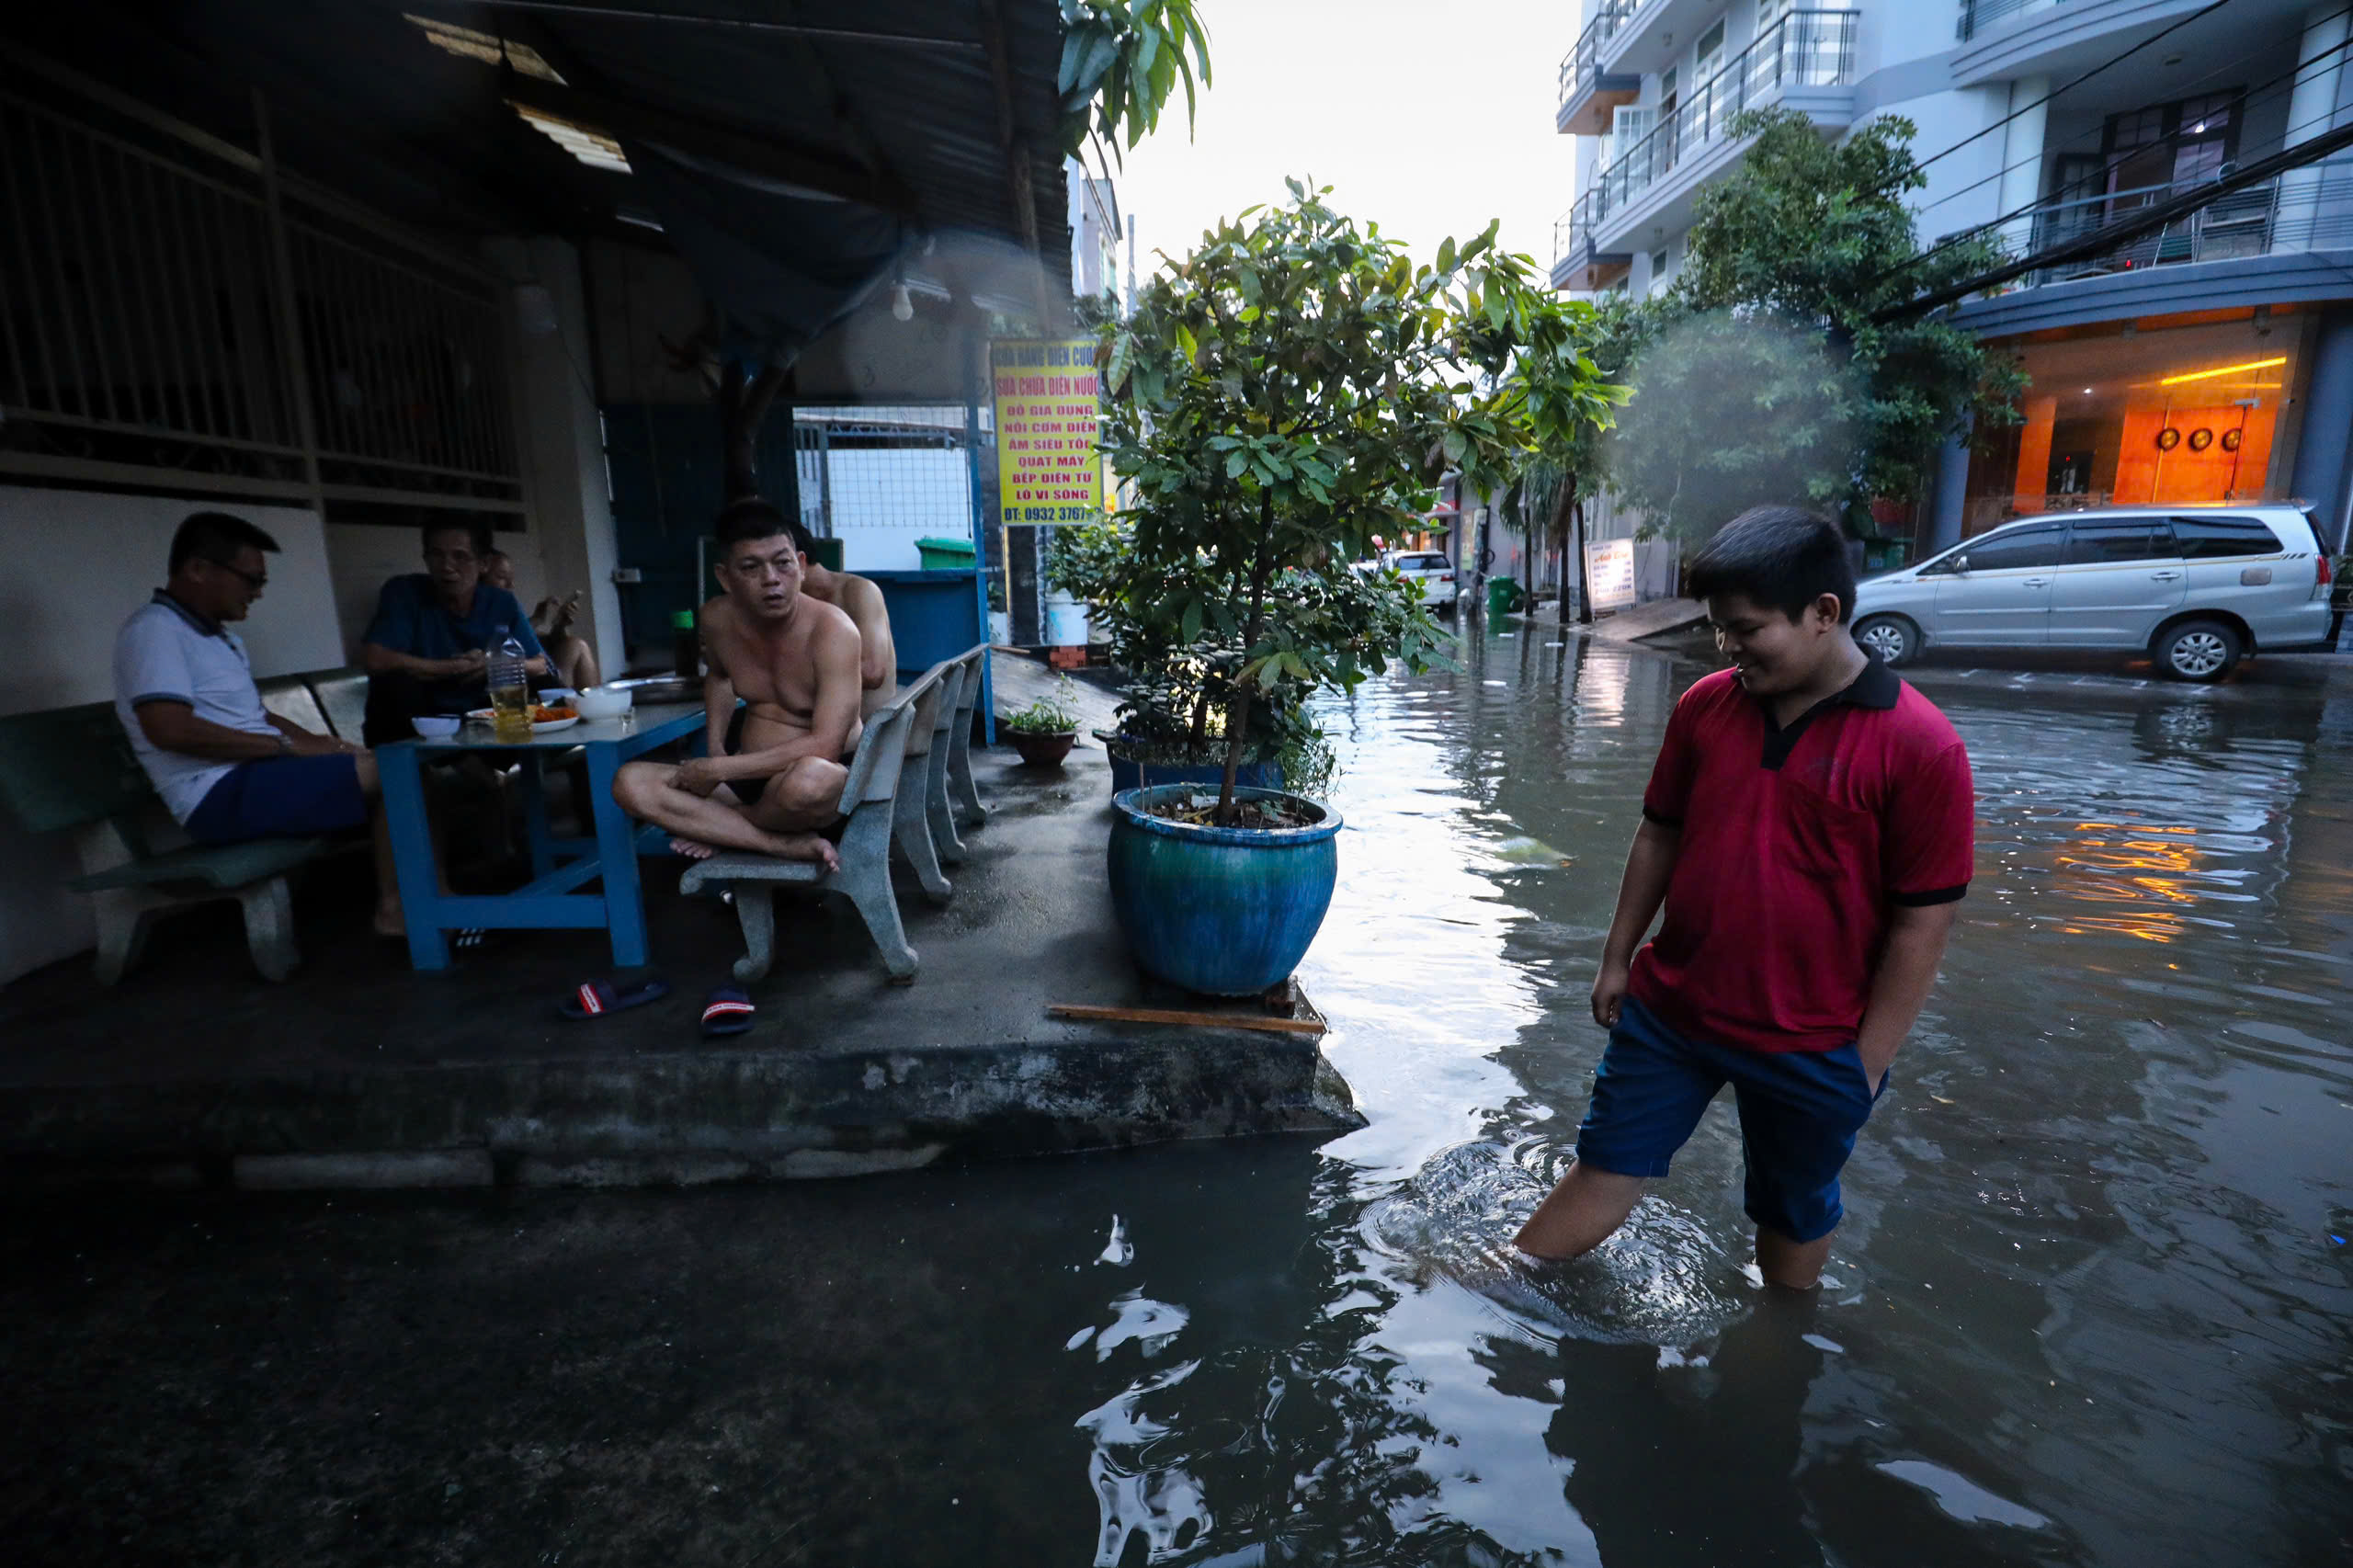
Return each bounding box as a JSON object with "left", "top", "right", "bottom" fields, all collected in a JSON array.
[
  {"left": 990, "top": 338, "right": 1103, "bottom": 525},
  {"left": 1585, "top": 537, "right": 1638, "bottom": 611}
]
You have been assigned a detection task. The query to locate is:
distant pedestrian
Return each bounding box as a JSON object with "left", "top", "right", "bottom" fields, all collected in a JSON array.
[{"left": 1516, "top": 506, "right": 1975, "bottom": 1289}]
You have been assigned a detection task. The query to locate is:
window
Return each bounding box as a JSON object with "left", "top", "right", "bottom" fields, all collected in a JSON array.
[
  {"left": 2169, "top": 515, "right": 2282, "bottom": 559},
  {"left": 1963, "top": 524, "right": 2067, "bottom": 572},
  {"left": 1695, "top": 20, "right": 1725, "bottom": 81},
  {"left": 2065, "top": 520, "right": 2175, "bottom": 564}
]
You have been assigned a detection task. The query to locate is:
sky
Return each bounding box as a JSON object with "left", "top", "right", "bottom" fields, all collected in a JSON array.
[{"left": 1112, "top": 0, "right": 1583, "bottom": 281}]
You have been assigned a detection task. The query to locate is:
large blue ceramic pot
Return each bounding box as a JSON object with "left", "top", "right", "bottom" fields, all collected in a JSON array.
[{"left": 1108, "top": 784, "right": 1342, "bottom": 996}]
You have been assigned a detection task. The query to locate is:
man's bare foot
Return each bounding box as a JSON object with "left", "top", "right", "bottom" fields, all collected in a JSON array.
[
  {"left": 371, "top": 906, "right": 405, "bottom": 939},
  {"left": 670, "top": 836, "right": 718, "bottom": 860},
  {"left": 769, "top": 832, "right": 840, "bottom": 873}
]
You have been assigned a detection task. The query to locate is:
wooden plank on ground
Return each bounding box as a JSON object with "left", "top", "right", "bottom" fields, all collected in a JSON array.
[{"left": 1049, "top": 1003, "right": 1328, "bottom": 1037}]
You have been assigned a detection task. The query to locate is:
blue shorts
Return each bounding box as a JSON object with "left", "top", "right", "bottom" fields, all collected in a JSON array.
[
  {"left": 185, "top": 755, "right": 370, "bottom": 844},
  {"left": 1574, "top": 996, "right": 1889, "bottom": 1244}
]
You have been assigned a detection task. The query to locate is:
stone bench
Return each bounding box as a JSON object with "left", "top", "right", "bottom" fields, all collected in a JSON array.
[
  {"left": 0, "top": 701, "right": 334, "bottom": 983},
  {"left": 678, "top": 646, "right": 989, "bottom": 984}
]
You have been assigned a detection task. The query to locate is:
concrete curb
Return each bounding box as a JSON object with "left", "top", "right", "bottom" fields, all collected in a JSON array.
[{"left": 0, "top": 1031, "right": 1366, "bottom": 1191}]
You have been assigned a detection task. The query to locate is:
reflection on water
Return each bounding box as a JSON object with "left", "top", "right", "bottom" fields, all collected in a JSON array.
[{"left": 1021, "top": 632, "right": 2349, "bottom": 1567}]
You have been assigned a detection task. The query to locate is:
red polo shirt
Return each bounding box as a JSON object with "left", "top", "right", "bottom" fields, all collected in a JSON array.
[{"left": 1627, "top": 653, "right": 1975, "bottom": 1053}]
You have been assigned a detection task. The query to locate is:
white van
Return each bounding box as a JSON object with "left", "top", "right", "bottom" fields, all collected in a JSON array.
[{"left": 1851, "top": 505, "right": 2336, "bottom": 682}]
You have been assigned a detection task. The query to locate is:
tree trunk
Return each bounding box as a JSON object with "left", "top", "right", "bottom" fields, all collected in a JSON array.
[
  {"left": 719, "top": 360, "right": 790, "bottom": 504},
  {"left": 1215, "top": 492, "right": 1279, "bottom": 827},
  {"left": 1572, "top": 495, "right": 1594, "bottom": 624}
]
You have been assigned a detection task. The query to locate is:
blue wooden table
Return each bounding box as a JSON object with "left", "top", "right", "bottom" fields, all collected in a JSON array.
[{"left": 378, "top": 700, "right": 705, "bottom": 971}]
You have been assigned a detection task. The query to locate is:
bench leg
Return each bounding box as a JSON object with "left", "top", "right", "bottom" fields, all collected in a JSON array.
[
  {"left": 892, "top": 787, "right": 953, "bottom": 906},
  {"left": 949, "top": 723, "right": 987, "bottom": 828},
  {"left": 837, "top": 805, "right": 916, "bottom": 982},
  {"left": 89, "top": 889, "right": 158, "bottom": 987},
  {"left": 731, "top": 885, "right": 778, "bottom": 983},
  {"left": 926, "top": 745, "right": 967, "bottom": 865},
  {"left": 238, "top": 876, "right": 301, "bottom": 983}
]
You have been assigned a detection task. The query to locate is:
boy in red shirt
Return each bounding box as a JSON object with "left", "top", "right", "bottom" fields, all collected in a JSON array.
[{"left": 1516, "top": 506, "right": 1976, "bottom": 1289}]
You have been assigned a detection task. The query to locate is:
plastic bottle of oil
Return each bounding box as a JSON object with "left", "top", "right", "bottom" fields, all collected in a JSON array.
[{"left": 488, "top": 632, "right": 533, "bottom": 744}]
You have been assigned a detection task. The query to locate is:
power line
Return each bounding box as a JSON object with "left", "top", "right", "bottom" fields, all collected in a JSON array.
[
  {"left": 1876, "top": 113, "right": 2353, "bottom": 321},
  {"left": 1869, "top": 25, "right": 2353, "bottom": 304},
  {"left": 1882, "top": 0, "right": 2241, "bottom": 198},
  {"left": 1912, "top": 5, "right": 2352, "bottom": 224}
]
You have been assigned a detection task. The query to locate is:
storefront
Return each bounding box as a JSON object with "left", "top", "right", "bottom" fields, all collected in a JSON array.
[{"left": 1961, "top": 308, "right": 2315, "bottom": 537}]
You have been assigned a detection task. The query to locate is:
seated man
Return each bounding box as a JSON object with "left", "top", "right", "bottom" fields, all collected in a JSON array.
[
  {"left": 482, "top": 548, "right": 602, "bottom": 692},
  {"left": 612, "top": 499, "right": 860, "bottom": 868},
  {"left": 773, "top": 508, "right": 897, "bottom": 715},
  {"left": 112, "top": 510, "right": 406, "bottom": 937},
  {"left": 359, "top": 520, "right": 547, "bottom": 744}
]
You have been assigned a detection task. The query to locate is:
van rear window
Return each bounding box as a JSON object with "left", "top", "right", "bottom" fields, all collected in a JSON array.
[{"left": 2169, "top": 516, "right": 2282, "bottom": 559}]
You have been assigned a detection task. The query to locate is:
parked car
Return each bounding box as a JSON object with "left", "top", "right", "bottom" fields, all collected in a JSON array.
[
  {"left": 1851, "top": 505, "right": 2336, "bottom": 682},
  {"left": 1373, "top": 551, "right": 1461, "bottom": 609}
]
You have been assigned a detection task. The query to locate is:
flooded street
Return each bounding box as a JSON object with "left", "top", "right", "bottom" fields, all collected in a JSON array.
[{"left": 6, "top": 630, "right": 2351, "bottom": 1566}]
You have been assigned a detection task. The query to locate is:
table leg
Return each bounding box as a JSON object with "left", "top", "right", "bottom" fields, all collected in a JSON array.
[
  {"left": 380, "top": 745, "right": 450, "bottom": 971},
  {"left": 586, "top": 745, "right": 650, "bottom": 969},
  {"left": 520, "top": 751, "right": 555, "bottom": 878}
]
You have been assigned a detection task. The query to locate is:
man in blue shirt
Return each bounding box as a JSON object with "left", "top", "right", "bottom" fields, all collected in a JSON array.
[{"left": 360, "top": 520, "right": 548, "bottom": 743}]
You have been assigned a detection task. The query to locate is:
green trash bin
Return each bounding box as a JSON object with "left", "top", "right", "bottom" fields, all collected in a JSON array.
[
  {"left": 914, "top": 536, "right": 977, "bottom": 570},
  {"left": 1486, "top": 575, "right": 1522, "bottom": 619}
]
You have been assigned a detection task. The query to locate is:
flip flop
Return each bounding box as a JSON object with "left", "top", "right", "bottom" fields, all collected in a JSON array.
[
  {"left": 560, "top": 975, "right": 672, "bottom": 1020},
  {"left": 700, "top": 985, "right": 756, "bottom": 1039}
]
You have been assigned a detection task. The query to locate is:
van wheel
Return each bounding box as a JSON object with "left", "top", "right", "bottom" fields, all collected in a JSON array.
[
  {"left": 2154, "top": 619, "right": 2241, "bottom": 682},
  {"left": 1854, "top": 615, "right": 1919, "bottom": 666}
]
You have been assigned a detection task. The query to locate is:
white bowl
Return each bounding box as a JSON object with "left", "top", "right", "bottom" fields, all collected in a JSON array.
[
  {"left": 413, "top": 715, "right": 461, "bottom": 739},
  {"left": 573, "top": 686, "right": 633, "bottom": 721}
]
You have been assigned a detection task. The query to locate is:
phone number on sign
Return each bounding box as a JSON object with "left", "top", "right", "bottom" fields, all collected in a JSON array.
[{"left": 1003, "top": 506, "right": 1100, "bottom": 522}]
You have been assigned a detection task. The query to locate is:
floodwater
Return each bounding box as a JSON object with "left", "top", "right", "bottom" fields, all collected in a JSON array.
[{"left": 6, "top": 630, "right": 2351, "bottom": 1566}]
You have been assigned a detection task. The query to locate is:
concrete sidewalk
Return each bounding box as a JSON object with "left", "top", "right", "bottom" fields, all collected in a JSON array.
[{"left": 0, "top": 739, "right": 1359, "bottom": 1190}]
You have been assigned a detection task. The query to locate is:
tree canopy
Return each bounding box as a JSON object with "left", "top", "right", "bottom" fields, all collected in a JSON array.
[{"left": 1595, "top": 108, "right": 2024, "bottom": 541}]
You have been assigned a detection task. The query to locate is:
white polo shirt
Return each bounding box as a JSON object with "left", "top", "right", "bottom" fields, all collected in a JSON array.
[{"left": 112, "top": 591, "right": 277, "bottom": 822}]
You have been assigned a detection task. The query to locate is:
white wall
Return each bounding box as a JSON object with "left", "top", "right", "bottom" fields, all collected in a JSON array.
[
  {"left": 485, "top": 236, "right": 627, "bottom": 683},
  {"left": 0, "top": 487, "right": 344, "bottom": 983},
  {"left": 826, "top": 449, "right": 976, "bottom": 571}
]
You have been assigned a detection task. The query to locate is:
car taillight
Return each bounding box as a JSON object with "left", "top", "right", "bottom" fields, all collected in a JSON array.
[
  {"left": 1438, "top": 572, "right": 1454, "bottom": 583},
  {"left": 2320, "top": 553, "right": 2335, "bottom": 586}
]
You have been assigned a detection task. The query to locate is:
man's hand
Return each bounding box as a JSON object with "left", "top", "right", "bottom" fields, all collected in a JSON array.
[
  {"left": 673, "top": 757, "right": 724, "bottom": 799},
  {"left": 1590, "top": 957, "right": 1631, "bottom": 1029},
  {"left": 438, "top": 649, "right": 488, "bottom": 681},
  {"left": 284, "top": 729, "right": 360, "bottom": 758}
]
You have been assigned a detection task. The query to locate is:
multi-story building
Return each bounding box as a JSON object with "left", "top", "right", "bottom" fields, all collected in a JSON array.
[{"left": 1552, "top": 1, "right": 2353, "bottom": 561}]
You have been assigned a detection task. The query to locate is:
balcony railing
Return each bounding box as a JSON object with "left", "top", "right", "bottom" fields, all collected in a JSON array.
[
  {"left": 1586, "top": 11, "right": 1859, "bottom": 236},
  {"left": 1958, "top": 0, "right": 2069, "bottom": 44},
  {"left": 1968, "top": 158, "right": 2353, "bottom": 292},
  {"left": 1558, "top": 0, "right": 1639, "bottom": 110}
]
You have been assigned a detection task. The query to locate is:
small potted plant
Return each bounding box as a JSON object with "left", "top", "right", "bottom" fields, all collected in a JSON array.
[{"left": 1001, "top": 679, "right": 1081, "bottom": 768}]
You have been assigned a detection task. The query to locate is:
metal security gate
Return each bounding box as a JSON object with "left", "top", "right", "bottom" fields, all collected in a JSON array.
[{"left": 0, "top": 49, "right": 522, "bottom": 518}]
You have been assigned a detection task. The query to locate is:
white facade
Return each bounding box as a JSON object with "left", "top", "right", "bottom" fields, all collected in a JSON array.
[{"left": 1552, "top": 1, "right": 2353, "bottom": 552}]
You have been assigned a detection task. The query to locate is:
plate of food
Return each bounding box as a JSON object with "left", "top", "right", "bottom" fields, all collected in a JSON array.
[{"left": 465, "top": 702, "right": 580, "bottom": 733}]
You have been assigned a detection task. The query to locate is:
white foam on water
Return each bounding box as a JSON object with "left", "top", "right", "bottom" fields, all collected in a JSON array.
[{"left": 1876, "top": 1460, "right": 2052, "bottom": 1529}]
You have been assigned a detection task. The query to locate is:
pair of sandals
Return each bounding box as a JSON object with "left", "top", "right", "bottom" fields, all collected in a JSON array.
[{"left": 559, "top": 975, "right": 756, "bottom": 1038}]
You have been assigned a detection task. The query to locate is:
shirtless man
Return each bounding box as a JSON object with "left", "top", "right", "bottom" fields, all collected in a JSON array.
[
  {"left": 776, "top": 511, "right": 898, "bottom": 715},
  {"left": 610, "top": 500, "right": 859, "bottom": 869}
]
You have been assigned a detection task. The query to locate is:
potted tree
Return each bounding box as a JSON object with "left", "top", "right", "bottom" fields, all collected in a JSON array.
[
  {"left": 1095, "top": 182, "right": 1620, "bottom": 995},
  {"left": 1000, "top": 679, "right": 1081, "bottom": 768}
]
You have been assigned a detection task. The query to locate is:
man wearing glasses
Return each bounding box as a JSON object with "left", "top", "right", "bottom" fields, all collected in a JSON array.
[{"left": 112, "top": 510, "right": 407, "bottom": 938}]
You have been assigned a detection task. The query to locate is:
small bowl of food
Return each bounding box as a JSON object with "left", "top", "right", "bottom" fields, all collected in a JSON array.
[
  {"left": 572, "top": 685, "right": 633, "bottom": 722},
  {"left": 413, "top": 715, "right": 462, "bottom": 739}
]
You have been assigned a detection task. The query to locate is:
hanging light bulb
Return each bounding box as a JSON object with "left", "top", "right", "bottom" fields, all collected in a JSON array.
[{"left": 891, "top": 281, "right": 914, "bottom": 323}]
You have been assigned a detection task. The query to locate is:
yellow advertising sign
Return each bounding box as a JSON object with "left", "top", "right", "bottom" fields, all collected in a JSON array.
[{"left": 991, "top": 337, "right": 1102, "bottom": 525}]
